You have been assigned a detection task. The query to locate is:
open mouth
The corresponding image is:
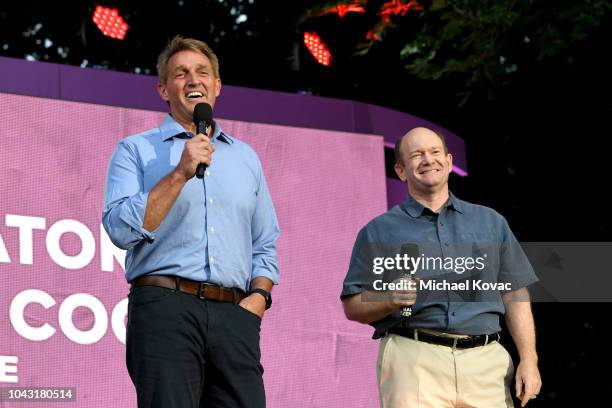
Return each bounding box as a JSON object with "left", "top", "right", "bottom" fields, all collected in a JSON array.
[
  {"left": 186, "top": 91, "right": 204, "bottom": 100},
  {"left": 419, "top": 169, "right": 440, "bottom": 175}
]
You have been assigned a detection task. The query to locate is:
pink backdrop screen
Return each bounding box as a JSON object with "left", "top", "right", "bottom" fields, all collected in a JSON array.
[{"left": 0, "top": 93, "right": 387, "bottom": 407}]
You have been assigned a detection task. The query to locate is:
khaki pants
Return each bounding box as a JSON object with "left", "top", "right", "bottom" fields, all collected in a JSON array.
[{"left": 377, "top": 333, "right": 515, "bottom": 408}]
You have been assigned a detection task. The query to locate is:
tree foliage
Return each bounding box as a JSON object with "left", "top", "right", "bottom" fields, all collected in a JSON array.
[{"left": 302, "top": 0, "right": 611, "bottom": 105}]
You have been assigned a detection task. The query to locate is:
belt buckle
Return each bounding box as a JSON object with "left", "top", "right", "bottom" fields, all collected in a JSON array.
[
  {"left": 198, "top": 282, "right": 206, "bottom": 300},
  {"left": 454, "top": 336, "right": 476, "bottom": 350}
]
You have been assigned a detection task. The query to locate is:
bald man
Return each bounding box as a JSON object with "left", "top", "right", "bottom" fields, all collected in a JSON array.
[{"left": 341, "top": 128, "right": 541, "bottom": 407}]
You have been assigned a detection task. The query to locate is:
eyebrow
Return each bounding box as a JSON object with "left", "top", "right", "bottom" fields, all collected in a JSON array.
[
  {"left": 410, "top": 146, "right": 443, "bottom": 155},
  {"left": 172, "top": 64, "right": 210, "bottom": 73}
]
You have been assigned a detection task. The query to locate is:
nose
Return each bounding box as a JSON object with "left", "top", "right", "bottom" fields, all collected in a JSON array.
[
  {"left": 185, "top": 71, "right": 199, "bottom": 86},
  {"left": 421, "top": 152, "right": 435, "bottom": 165}
]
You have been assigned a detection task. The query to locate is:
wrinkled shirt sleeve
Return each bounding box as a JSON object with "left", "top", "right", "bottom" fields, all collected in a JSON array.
[
  {"left": 250, "top": 158, "right": 280, "bottom": 284},
  {"left": 498, "top": 216, "right": 538, "bottom": 290},
  {"left": 341, "top": 226, "right": 373, "bottom": 299},
  {"left": 102, "top": 141, "right": 155, "bottom": 250}
]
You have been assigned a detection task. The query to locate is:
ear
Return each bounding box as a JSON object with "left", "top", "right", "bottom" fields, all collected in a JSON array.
[
  {"left": 157, "top": 82, "right": 169, "bottom": 102},
  {"left": 446, "top": 153, "right": 453, "bottom": 174},
  {"left": 394, "top": 163, "right": 408, "bottom": 182},
  {"left": 214, "top": 78, "right": 222, "bottom": 97}
]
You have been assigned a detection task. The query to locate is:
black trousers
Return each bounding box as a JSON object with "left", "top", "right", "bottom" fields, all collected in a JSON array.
[{"left": 126, "top": 285, "right": 265, "bottom": 408}]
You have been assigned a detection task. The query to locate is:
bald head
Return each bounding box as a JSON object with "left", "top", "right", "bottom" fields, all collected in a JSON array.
[
  {"left": 394, "top": 127, "right": 449, "bottom": 165},
  {"left": 393, "top": 126, "right": 453, "bottom": 194}
]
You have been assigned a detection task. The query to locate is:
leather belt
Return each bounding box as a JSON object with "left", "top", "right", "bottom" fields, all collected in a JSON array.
[
  {"left": 132, "top": 275, "right": 246, "bottom": 303},
  {"left": 389, "top": 327, "right": 501, "bottom": 349}
]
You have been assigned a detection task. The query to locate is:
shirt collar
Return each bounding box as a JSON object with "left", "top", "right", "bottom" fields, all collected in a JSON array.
[
  {"left": 401, "top": 191, "right": 465, "bottom": 218},
  {"left": 160, "top": 114, "right": 233, "bottom": 144},
  {"left": 447, "top": 192, "right": 465, "bottom": 214}
]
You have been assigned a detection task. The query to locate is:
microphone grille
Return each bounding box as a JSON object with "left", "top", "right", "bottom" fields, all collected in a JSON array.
[{"left": 193, "top": 102, "right": 213, "bottom": 125}]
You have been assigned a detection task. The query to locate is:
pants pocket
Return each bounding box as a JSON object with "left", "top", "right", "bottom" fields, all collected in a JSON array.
[
  {"left": 129, "top": 285, "right": 175, "bottom": 309},
  {"left": 235, "top": 303, "right": 262, "bottom": 323}
]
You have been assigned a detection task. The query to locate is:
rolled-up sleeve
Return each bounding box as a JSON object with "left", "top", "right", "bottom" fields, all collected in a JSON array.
[
  {"left": 102, "top": 141, "right": 155, "bottom": 250},
  {"left": 250, "top": 159, "right": 280, "bottom": 284}
]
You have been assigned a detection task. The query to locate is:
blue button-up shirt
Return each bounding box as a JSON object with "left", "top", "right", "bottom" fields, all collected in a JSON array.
[
  {"left": 102, "top": 114, "right": 280, "bottom": 291},
  {"left": 342, "top": 193, "right": 537, "bottom": 338}
]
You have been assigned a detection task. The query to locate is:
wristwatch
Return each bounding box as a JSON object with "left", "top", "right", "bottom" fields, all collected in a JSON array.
[{"left": 249, "top": 288, "right": 272, "bottom": 310}]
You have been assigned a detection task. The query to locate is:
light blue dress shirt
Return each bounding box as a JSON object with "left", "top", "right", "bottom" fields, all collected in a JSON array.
[{"left": 102, "top": 114, "right": 280, "bottom": 291}]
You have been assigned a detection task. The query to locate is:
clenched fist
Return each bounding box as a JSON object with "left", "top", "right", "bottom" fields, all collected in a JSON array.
[{"left": 175, "top": 133, "right": 215, "bottom": 180}]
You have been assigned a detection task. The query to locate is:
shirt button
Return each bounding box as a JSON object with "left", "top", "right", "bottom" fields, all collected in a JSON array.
[
  {"left": 451, "top": 312, "right": 456, "bottom": 316},
  {"left": 444, "top": 243, "right": 450, "bottom": 247},
  {"left": 210, "top": 226, "right": 215, "bottom": 233},
  {"left": 209, "top": 198, "right": 214, "bottom": 204},
  {"left": 210, "top": 256, "right": 215, "bottom": 264},
  {"left": 206, "top": 170, "right": 211, "bottom": 177}
]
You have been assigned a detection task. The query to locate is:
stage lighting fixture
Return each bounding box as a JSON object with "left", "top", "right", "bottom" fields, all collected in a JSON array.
[
  {"left": 92, "top": 6, "right": 129, "bottom": 40},
  {"left": 303, "top": 32, "right": 332, "bottom": 67}
]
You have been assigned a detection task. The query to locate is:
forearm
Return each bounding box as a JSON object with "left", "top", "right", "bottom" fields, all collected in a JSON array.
[
  {"left": 143, "top": 170, "right": 187, "bottom": 231},
  {"left": 503, "top": 288, "right": 538, "bottom": 362},
  {"left": 250, "top": 276, "right": 274, "bottom": 292},
  {"left": 343, "top": 292, "right": 397, "bottom": 324}
]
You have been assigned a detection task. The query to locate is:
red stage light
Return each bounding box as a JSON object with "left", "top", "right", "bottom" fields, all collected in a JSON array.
[
  {"left": 92, "top": 6, "right": 129, "bottom": 40},
  {"left": 335, "top": 2, "right": 366, "bottom": 18},
  {"left": 303, "top": 32, "right": 332, "bottom": 67},
  {"left": 306, "top": 1, "right": 366, "bottom": 19},
  {"left": 379, "top": 0, "right": 423, "bottom": 17}
]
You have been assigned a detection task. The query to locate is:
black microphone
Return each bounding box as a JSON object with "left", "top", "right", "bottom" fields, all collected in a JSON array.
[
  {"left": 399, "top": 243, "right": 420, "bottom": 318},
  {"left": 193, "top": 102, "right": 213, "bottom": 179}
]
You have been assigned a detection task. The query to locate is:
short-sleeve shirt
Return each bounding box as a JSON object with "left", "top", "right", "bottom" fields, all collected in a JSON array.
[{"left": 341, "top": 193, "right": 538, "bottom": 338}]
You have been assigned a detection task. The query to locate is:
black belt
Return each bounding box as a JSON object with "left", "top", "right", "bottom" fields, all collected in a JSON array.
[{"left": 388, "top": 327, "right": 501, "bottom": 349}]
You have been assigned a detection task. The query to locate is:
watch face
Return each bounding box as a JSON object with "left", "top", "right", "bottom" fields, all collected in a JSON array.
[{"left": 266, "top": 294, "right": 272, "bottom": 309}]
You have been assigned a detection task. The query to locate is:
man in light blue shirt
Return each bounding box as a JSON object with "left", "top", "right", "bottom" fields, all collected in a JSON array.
[{"left": 102, "top": 35, "right": 279, "bottom": 408}]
